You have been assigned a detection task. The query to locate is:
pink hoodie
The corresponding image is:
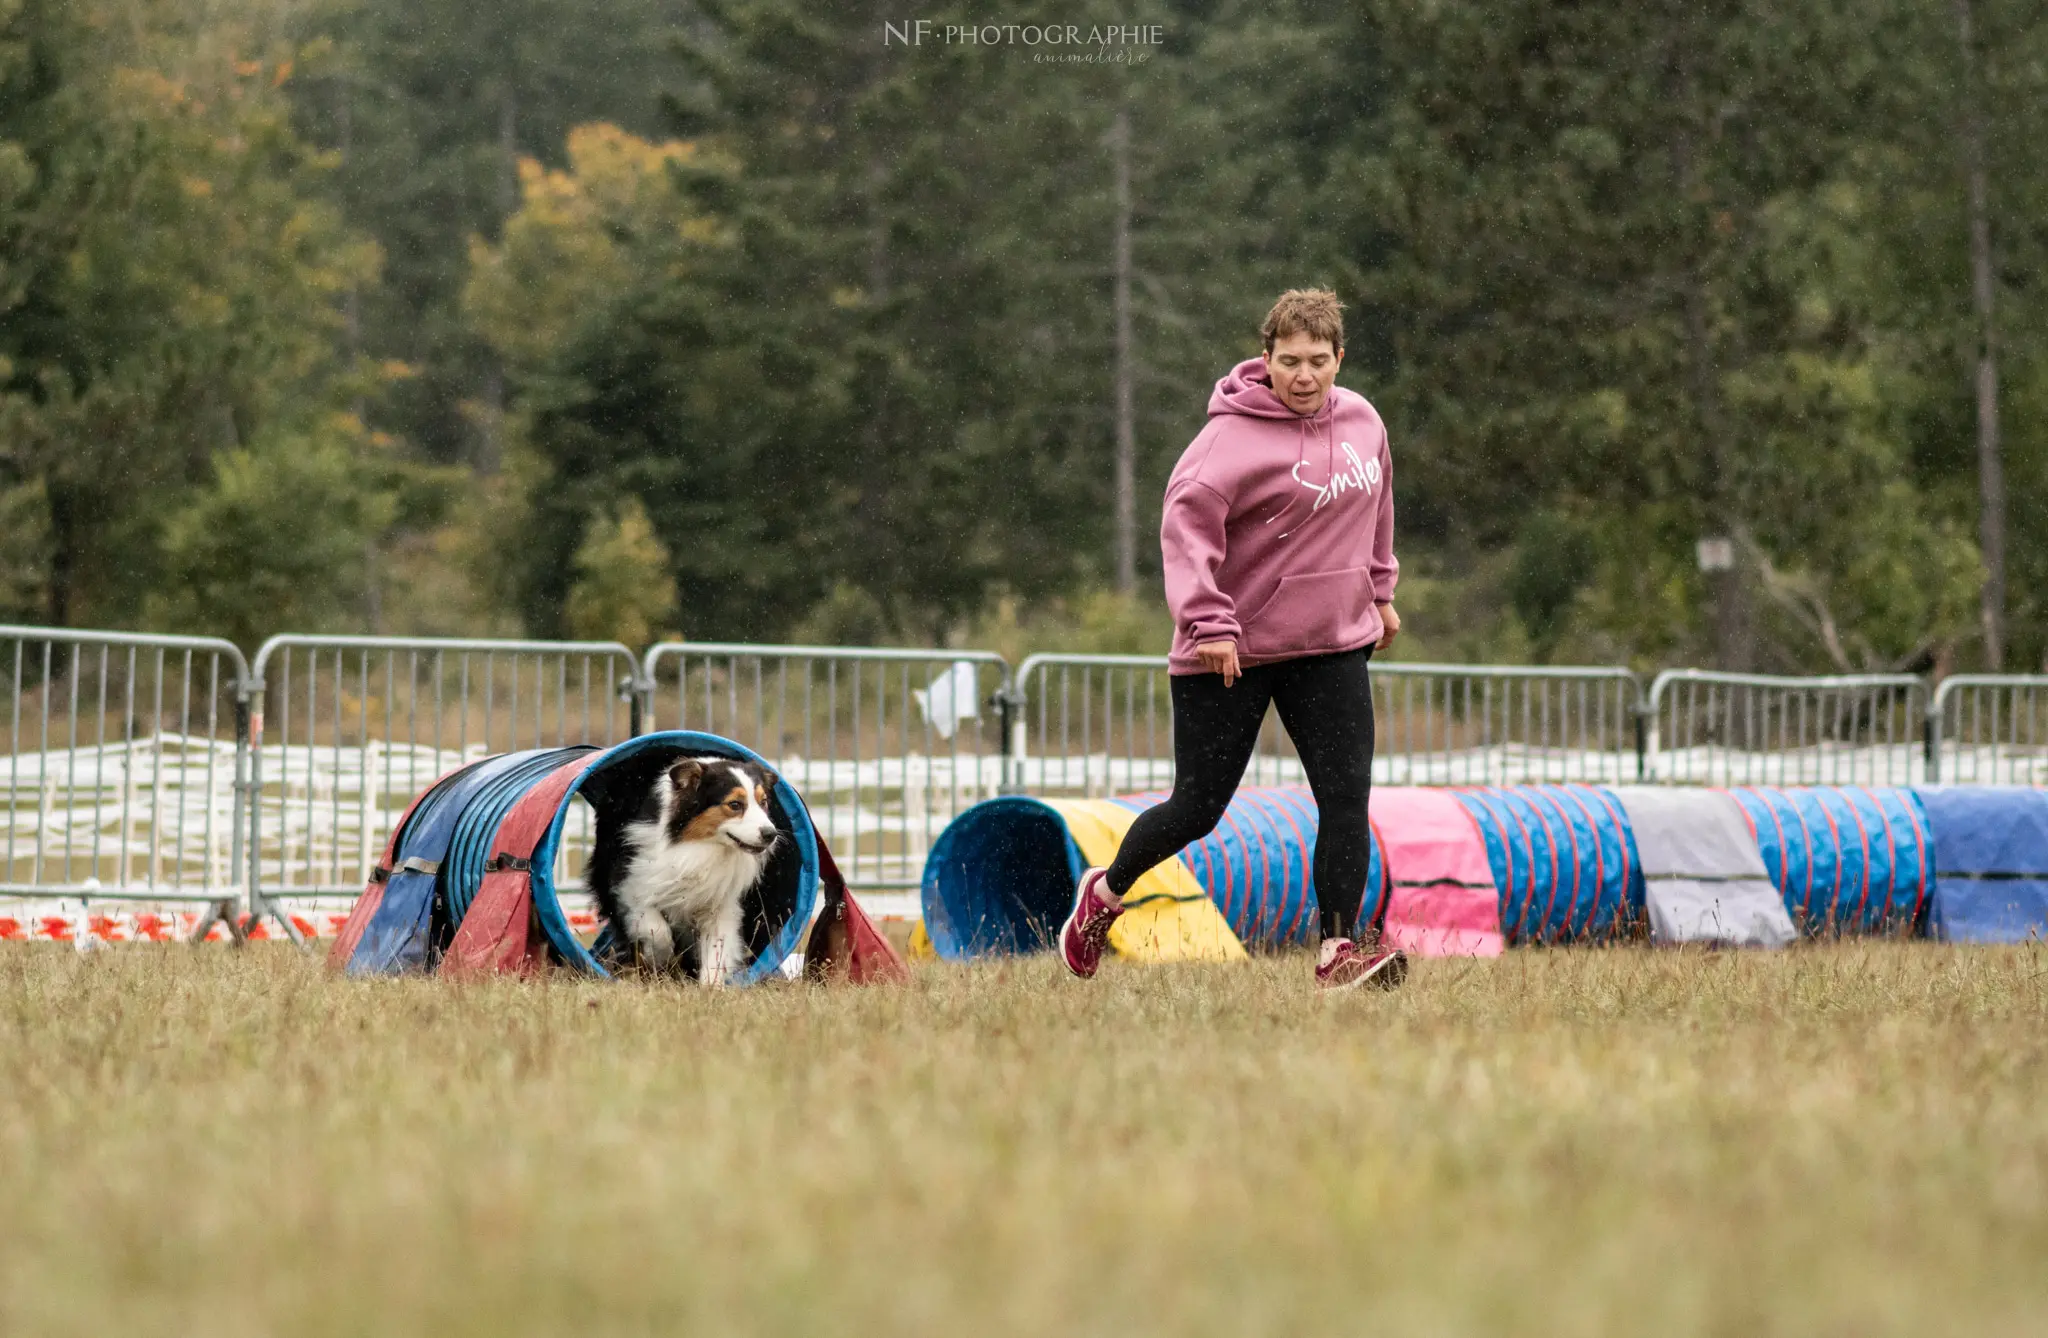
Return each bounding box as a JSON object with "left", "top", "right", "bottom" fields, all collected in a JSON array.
[{"left": 1161, "top": 357, "right": 1398, "bottom": 674}]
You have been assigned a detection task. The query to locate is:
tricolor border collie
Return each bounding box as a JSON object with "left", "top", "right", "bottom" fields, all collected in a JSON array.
[{"left": 586, "top": 755, "right": 780, "bottom": 984}]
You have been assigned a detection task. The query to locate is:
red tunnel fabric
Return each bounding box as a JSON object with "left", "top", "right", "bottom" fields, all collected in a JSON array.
[
  {"left": 803, "top": 838, "right": 911, "bottom": 984},
  {"left": 442, "top": 751, "right": 606, "bottom": 977}
]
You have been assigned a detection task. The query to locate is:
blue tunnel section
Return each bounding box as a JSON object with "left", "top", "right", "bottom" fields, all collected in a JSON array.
[
  {"left": 1729, "top": 787, "right": 1932, "bottom": 935},
  {"left": 533, "top": 731, "right": 820, "bottom": 986},
  {"left": 1453, "top": 785, "right": 1646, "bottom": 945},
  {"left": 349, "top": 748, "right": 588, "bottom": 977},
  {"left": 920, "top": 796, "right": 1085, "bottom": 959},
  {"left": 920, "top": 781, "right": 2048, "bottom": 957},
  {"left": 1921, "top": 787, "right": 2048, "bottom": 942},
  {"left": 441, "top": 746, "right": 601, "bottom": 928}
]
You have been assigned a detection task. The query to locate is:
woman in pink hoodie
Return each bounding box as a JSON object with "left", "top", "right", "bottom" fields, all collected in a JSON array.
[{"left": 1059, "top": 289, "right": 1408, "bottom": 991}]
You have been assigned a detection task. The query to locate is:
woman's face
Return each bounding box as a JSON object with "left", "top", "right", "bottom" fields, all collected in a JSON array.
[{"left": 1263, "top": 331, "right": 1343, "bottom": 416}]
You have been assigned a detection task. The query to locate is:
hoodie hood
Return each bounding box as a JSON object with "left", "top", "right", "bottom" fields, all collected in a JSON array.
[
  {"left": 1208, "top": 356, "right": 1337, "bottom": 422},
  {"left": 1207, "top": 356, "right": 1343, "bottom": 541}
]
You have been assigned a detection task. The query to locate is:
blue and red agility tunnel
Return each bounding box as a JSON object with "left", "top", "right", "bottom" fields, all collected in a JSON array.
[
  {"left": 1116, "top": 787, "right": 1386, "bottom": 948},
  {"left": 330, "top": 730, "right": 905, "bottom": 985},
  {"left": 922, "top": 784, "right": 1648, "bottom": 961}
]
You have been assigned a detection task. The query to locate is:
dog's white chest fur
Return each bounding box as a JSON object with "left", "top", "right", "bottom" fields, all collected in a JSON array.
[{"left": 618, "top": 820, "right": 763, "bottom": 926}]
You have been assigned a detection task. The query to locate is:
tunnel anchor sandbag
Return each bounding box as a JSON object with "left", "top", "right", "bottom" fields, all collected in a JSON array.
[
  {"left": 1371, "top": 787, "right": 1503, "bottom": 957},
  {"left": 1920, "top": 787, "right": 2048, "bottom": 942},
  {"left": 1609, "top": 787, "right": 1794, "bottom": 947},
  {"left": 1055, "top": 799, "right": 1247, "bottom": 962},
  {"left": 803, "top": 839, "right": 911, "bottom": 983}
]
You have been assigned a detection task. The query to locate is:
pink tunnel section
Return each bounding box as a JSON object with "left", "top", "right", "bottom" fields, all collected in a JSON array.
[{"left": 1370, "top": 787, "right": 1504, "bottom": 958}]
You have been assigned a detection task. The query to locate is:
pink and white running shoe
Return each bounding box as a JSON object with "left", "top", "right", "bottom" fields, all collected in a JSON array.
[
  {"left": 1315, "top": 938, "right": 1409, "bottom": 992},
  {"left": 1058, "top": 867, "right": 1123, "bottom": 979}
]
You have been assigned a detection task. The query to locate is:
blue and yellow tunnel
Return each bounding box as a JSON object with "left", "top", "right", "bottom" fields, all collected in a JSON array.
[{"left": 919, "top": 787, "right": 1386, "bottom": 962}]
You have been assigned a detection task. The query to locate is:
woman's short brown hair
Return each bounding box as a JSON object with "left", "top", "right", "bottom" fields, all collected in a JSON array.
[{"left": 1260, "top": 288, "right": 1345, "bottom": 354}]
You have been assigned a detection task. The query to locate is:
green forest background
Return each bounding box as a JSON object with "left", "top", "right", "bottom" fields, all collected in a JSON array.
[{"left": 2, "top": 0, "right": 2043, "bottom": 673}]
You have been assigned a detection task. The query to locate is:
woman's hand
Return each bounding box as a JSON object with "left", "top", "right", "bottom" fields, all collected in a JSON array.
[
  {"left": 1377, "top": 602, "right": 1401, "bottom": 651},
  {"left": 1196, "top": 639, "right": 1240, "bottom": 686}
]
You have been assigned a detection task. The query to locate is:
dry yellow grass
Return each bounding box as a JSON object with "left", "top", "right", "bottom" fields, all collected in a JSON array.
[{"left": 1, "top": 942, "right": 2045, "bottom": 1335}]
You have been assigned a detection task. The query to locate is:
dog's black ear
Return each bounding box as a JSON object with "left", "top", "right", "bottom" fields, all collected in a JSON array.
[
  {"left": 754, "top": 764, "right": 780, "bottom": 797},
  {"left": 667, "top": 758, "right": 704, "bottom": 793}
]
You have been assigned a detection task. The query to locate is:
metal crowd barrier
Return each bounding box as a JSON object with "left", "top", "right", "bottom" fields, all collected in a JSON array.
[
  {"left": 0, "top": 625, "right": 251, "bottom": 937},
  {"left": 1643, "top": 669, "right": 1927, "bottom": 786},
  {"left": 1008, "top": 653, "right": 1643, "bottom": 795},
  {"left": 1926, "top": 675, "right": 2048, "bottom": 784},
  {"left": 1373, "top": 663, "right": 1640, "bottom": 783},
  {"left": 6, "top": 615, "right": 2048, "bottom": 947},
  {"left": 642, "top": 642, "right": 1012, "bottom": 890},
  {"left": 242, "top": 635, "right": 642, "bottom": 939},
  {"left": 1006, "top": 654, "right": 1183, "bottom": 798}
]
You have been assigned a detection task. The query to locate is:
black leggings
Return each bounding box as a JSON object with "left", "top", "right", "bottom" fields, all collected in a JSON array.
[{"left": 1107, "top": 646, "right": 1377, "bottom": 940}]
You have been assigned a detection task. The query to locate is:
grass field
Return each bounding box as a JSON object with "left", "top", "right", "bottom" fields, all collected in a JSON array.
[{"left": 2, "top": 943, "right": 2045, "bottom": 1335}]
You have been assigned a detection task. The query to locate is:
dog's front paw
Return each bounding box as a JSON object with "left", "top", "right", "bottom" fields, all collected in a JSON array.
[
  {"left": 628, "top": 911, "right": 676, "bottom": 971},
  {"left": 696, "top": 937, "right": 741, "bottom": 987}
]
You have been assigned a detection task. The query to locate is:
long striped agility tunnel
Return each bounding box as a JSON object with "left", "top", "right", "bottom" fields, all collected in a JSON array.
[
  {"left": 923, "top": 784, "right": 2048, "bottom": 958},
  {"left": 330, "top": 731, "right": 820, "bottom": 986}
]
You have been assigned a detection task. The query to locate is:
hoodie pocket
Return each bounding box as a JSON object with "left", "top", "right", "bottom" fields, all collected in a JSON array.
[{"left": 1241, "top": 566, "right": 1375, "bottom": 658}]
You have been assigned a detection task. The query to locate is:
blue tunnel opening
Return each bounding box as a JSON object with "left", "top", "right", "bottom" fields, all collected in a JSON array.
[{"left": 921, "top": 796, "right": 1084, "bottom": 959}]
